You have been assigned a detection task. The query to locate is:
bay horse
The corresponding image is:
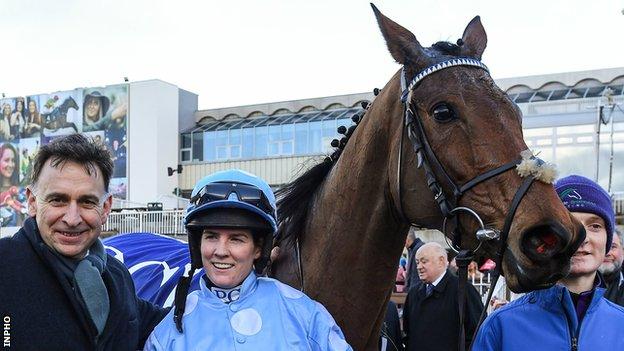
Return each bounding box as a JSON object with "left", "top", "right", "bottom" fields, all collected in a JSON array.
[
  {"left": 270, "top": 5, "right": 585, "bottom": 350},
  {"left": 43, "top": 96, "right": 79, "bottom": 132}
]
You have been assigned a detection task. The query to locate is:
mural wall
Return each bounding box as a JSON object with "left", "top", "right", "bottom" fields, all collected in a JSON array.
[{"left": 0, "top": 84, "right": 128, "bottom": 227}]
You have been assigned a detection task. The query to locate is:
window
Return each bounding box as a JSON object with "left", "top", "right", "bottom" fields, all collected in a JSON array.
[
  {"left": 215, "top": 130, "right": 228, "bottom": 160},
  {"left": 322, "top": 119, "right": 336, "bottom": 153},
  {"left": 242, "top": 128, "right": 254, "bottom": 159},
  {"left": 229, "top": 129, "right": 242, "bottom": 159},
  {"left": 295, "top": 122, "right": 308, "bottom": 154},
  {"left": 255, "top": 126, "right": 268, "bottom": 157},
  {"left": 268, "top": 124, "right": 281, "bottom": 156},
  {"left": 281, "top": 124, "right": 294, "bottom": 156},
  {"left": 192, "top": 132, "right": 203, "bottom": 161},
  {"left": 181, "top": 149, "right": 191, "bottom": 162},
  {"left": 309, "top": 121, "right": 322, "bottom": 153},
  {"left": 203, "top": 131, "right": 216, "bottom": 161},
  {"left": 182, "top": 133, "right": 192, "bottom": 148},
  {"left": 182, "top": 108, "right": 366, "bottom": 162},
  {"left": 230, "top": 145, "right": 241, "bottom": 158}
]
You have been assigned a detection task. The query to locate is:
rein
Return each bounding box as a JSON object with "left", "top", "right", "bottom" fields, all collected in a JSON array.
[{"left": 395, "top": 58, "right": 541, "bottom": 351}]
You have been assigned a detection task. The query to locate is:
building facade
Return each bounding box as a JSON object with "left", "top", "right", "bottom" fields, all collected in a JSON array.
[{"left": 183, "top": 67, "right": 624, "bottom": 204}]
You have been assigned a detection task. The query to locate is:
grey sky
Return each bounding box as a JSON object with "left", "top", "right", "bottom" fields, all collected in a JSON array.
[{"left": 1, "top": 0, "right": 623, "bottom": 109}]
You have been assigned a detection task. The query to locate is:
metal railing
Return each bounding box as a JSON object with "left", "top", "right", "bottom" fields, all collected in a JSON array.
[
  {"left": 104, "top": 210, "right": 185, "bottom": 235},
  {"left": 470, "top": 273, "right": 493, "bottom": 298}
]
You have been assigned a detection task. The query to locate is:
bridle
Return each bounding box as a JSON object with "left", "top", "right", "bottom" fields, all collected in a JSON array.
[{"left": 394, "top": 57, "right": 541, "bottom": 351}]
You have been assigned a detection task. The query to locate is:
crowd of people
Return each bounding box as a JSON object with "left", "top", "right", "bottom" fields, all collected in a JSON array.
[{"left": 0, "top": 133, "right": 622, "bottom": 350}]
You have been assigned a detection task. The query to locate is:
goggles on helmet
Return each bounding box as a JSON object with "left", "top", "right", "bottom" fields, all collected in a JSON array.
[{"left": 189, "top": 181, "right": 275, "bottom": 219}]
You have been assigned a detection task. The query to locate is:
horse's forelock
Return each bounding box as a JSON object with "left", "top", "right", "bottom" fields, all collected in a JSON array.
[{"left": 430, "top": 41, "right": 462, "bottom": 57}]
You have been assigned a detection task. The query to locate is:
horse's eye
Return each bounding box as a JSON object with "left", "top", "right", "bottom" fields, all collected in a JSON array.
[{"left": 431, "top": 103, "right": 456, "bottom": 123}]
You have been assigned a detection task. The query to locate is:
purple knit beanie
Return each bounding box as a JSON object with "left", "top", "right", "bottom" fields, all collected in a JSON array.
[{"left": 555, "top": 175, "right": 615, "bottom": 252}]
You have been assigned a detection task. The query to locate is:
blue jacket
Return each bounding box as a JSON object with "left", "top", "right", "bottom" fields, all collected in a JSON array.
[
  {"left": 145, "top": 272, "right": 352, "bottom": 351},
  {"left": 472, "top": 283, "right": 624, "bottom": 350}
]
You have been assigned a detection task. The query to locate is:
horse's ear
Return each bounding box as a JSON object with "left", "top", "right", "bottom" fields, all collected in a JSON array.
[
  {"left": 460, "top": 16, "right": 487, "bottom": 59},
  {"left": 371, "top": 3, "right": 425, "bottom": 65}
]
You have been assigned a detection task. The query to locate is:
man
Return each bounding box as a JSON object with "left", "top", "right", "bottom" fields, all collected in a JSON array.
[
  {"left": 0, "top": 134, "right": 166, "bottom": 350},
  {"left": 403, "top": 242, "right": 483, "bottom": 351},
  {"left": 600, "top": 228, "right": 624, "bottom": 306},
  {"left": 404, "top": 228, "right": 425, "bottom": 291},
  {"left": 473, "top": 175, "right": 624, "bottom": 350}
]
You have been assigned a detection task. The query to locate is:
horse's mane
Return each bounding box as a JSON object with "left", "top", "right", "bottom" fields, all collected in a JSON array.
[{"left": 275, "top": 158, "right": 334, "bottom": 246}]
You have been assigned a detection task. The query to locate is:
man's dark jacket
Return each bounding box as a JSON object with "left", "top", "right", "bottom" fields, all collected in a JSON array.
[
  {"left": 379, "top": 301, "right": 404, "bottom": 351},
  {"left": 405, "top": 238, "right": 424, "bottom": 291},
  {"left": 604, "top": 269, "right": 624, "bottom": 307},
  {"left": 0, "top": 218, "right": 167, "bottom": 351},
  {"left": 403, "top": 269, "right": 484, "bottom": 351}
]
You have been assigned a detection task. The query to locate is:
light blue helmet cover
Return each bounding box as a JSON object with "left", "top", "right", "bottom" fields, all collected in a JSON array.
[{"left": 185, "top": 169, "right": 277, "bottom": 235}]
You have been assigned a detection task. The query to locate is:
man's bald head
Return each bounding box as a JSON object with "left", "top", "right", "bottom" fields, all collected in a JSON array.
[{"left": 416, "top": 242, "right": 449, "bottom": 283}]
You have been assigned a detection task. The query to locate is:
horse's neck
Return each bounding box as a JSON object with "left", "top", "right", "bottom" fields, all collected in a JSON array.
[{"left": 302, "top": 81, "right": 409, "bottom": 350}]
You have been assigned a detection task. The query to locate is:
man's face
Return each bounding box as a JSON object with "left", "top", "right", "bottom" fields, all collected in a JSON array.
[
  {"left": 569, "top": 212, "right": 608, "bottom": 277},
  {"left": 600, "top": 234, "right": 623, "bottom": 276},
  {"left": 416, "top": 247, "right": 446, "bottom": 283},
  {"left": 27, "top": 160, "right": 112, "bottom": 259}
]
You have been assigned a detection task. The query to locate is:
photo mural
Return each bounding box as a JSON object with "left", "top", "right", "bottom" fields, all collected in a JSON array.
[{"left": 0, "top": 84, "right": 128, "bottom": 227}]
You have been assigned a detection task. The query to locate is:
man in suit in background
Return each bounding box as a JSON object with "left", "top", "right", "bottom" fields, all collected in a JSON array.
[
  {"left": 600, "top": 228, "right": 624, "bottom": 306},
  {"left": 403, "top": 242, "right": 483, "bottom": 351}
]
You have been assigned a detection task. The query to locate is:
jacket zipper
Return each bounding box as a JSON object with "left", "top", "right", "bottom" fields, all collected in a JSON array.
[{"left": 565, "top": 309, "right": 579, "bottom": 351}]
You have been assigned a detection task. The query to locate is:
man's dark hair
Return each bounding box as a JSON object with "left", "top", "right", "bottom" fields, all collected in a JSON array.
[{"left": 30, "top": 134, "right": 114, "bottom": 191}]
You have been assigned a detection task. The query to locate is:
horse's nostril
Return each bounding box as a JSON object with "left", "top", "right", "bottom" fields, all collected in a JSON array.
[
  {"left": 522, "top": 225, "right": 566, "bottom": 261},
  {"left": 532, "top": 232, "right": 558, "bottom": 254}
]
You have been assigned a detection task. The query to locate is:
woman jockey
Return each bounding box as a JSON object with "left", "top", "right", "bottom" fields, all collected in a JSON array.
[{"left": 144, "top": 169, "right": 352, "bottom": 350}]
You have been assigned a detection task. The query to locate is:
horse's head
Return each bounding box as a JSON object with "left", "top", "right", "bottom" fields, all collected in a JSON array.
[
  {"left": 372, "top": 5, "right": 585, "bottom": 292},
  {"left": 66, "top": 96, "right": 79, "bottom": 110}
]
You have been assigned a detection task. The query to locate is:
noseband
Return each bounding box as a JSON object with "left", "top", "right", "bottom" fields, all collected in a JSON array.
[{"left": 395, "top": 58, "right": 546, "bottom": 351}]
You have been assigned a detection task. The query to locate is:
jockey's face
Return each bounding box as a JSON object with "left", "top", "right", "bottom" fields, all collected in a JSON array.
[
  {"left": 200, "top": 227, "right": 260, "bottom": 288},
  {"left": 27, "top": 160, "right": 112, "bottom": 259}
]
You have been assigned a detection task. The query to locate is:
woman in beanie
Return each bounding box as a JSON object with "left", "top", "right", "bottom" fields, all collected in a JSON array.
[
  {"left": 144, "top": 169, "right": 351, "bottom": 350},
  {"left": 473, "top": 174, "right": 624, "bottom": 351}
]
